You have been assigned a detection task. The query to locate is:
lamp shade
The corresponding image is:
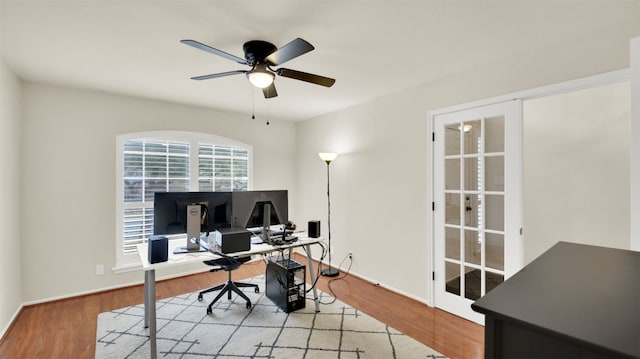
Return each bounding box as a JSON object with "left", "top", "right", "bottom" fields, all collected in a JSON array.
[{"left": 318, "top": 152, "right": 338, "bottom": 163}]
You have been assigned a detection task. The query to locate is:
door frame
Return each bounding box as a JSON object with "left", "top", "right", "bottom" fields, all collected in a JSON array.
[
  {"left": 427, "top": 67, "right": 632, "bottom": 308},
  {"left": 432, "top": 100, "right": 523, "bottom": 324}
]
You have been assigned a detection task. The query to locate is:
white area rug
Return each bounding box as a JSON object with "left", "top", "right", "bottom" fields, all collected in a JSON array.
[{"left": 96, "top": 275, "right": 446, "bottom": 358}]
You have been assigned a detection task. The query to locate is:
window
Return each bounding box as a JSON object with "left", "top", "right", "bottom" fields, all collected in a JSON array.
[{"left": 115, "top": 131, "right": 252, "bottom": 270}]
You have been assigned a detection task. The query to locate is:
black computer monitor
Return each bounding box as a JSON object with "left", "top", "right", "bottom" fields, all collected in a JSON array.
[
  {"left": 153, "top": 191, "right": 232, "bottom": 252},
  {"left": 231, "top": 190, "right": 288, "bottom": 230}
]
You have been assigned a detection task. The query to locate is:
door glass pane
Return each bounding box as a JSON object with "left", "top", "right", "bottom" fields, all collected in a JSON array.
[
  {"left": 486, "top": 233, "right": 504, "bottom": 270},
  {"left": 464, "top": 229, "right": 481, "bottom": 265},
  {"left": 445, "top": 125, "right": 461, "bottom": 156},
  {"left": 464, "top": 157, "right": 479, "bottom": 191},
  {"left": 445, "top": 262, "right": 460, "bottom": 295},
  {"left": 464, "top": 267, "right": 482, "bottom": 301},
  {"left": 485, "top": 156, "right": 504, "bottom": 191},
  {"left": 485, "top": 195, "right": 504, "bottom": 231},
  {"left": 464, "top": 194, "right": 481, "bottom": 228},
  {"left": 445, "top": 193, "right": 460, "bottom": 225},
  {"left": 445, "top": 159, "right": 460, "bottom": 190},
  {"left": 445, "top": 228, "right": 460, "bottom": 260},
  {"left": 463, "top": 120, "right": 481, "bottom": 155},
  {"left": 485, "top": 116, "right": 505, "bottom": 153},
  {"left": 485, "top": 271, "right": 504, "bottom": 295}
]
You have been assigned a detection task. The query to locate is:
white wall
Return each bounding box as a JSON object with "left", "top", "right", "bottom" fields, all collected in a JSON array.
[
  {"left": 20, "top": 82, "right": 297, "bottom": 302},
  {"left": 0, "top": 59, "right": 22, "bottom": 336},
  {"left": 631, "top": 37, "right": 640, "bottom": 251},
  {"left": 294, "top": 26, "right": 638, "bottom": 302},
  {"left": 523, "top": 83, "right": 631, "bottom": 262}
]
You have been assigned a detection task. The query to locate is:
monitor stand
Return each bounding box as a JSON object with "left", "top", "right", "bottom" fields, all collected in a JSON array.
[
  {"left": 173, "top": 234, "right": 210, "bottom": 254},
  {"left": 173, "top": 204, "right": 209, "bottom": 254},
  {"left": 173, "top": 245, "right": 208, "bottom": 254}
]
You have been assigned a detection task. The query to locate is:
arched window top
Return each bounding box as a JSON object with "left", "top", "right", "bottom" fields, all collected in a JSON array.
[{"left": 117, "top": 130, "right": 252, "bottom": 150}]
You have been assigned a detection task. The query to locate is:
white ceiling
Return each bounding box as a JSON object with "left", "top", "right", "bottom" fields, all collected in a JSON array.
[{"left": 1, "top": 0, "right": 637, "bottom": 121}]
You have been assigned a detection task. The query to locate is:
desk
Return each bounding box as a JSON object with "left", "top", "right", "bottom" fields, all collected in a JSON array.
[
  {"left": 471, "top": 242, "right": 640, "bottom": 358},
  {"left": 137, "top": 235, "right": 323, "bottom": 359}
]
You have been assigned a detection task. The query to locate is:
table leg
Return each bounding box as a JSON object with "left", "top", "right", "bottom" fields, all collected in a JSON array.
[
  {"left": 144, "top": 271, "right": 149, "bottom": 328},
  {"left": 144, "top": 269, "right": 157, "bottom": 359},
  {"left": 304, "top": 244, "right": 321, "bottom": 312}
]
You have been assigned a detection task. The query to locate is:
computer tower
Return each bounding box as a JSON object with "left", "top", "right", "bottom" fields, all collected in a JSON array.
[{"left": 265, "top": 258, "right": 306, "bottom": 313}]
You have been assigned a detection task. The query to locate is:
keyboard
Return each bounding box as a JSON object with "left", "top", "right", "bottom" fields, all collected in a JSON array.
[{"left": 251, "top": 233, "right": 298, "bottom": 245}]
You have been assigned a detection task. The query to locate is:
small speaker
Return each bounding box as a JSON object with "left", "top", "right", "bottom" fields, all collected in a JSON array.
[
  {"left": 148, "top": 236, "right": 168, "bottom": 264},
  {"left": 308, "top": 220, "right": 321, "bottom": 238}
]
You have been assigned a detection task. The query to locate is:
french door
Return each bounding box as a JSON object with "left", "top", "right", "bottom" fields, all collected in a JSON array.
[{"left": 432, "top": 100, "right": 523, "bottom": 324}]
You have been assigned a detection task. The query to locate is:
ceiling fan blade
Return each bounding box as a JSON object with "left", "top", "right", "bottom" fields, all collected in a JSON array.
[
  {"left": 276, "top": 68, "right": 336, "bottom": 87},
  {"left": 262, "top": 83, "right": 278, "bottom": 98},
  {"left": 265, "top": 38, "right": 314, "bottom": 66},
  {"left": 190, "top": 70, "right": 247, "bottom": 80},
  {"left": 181, "top": 39, "right": 248, "bottom": 65}
]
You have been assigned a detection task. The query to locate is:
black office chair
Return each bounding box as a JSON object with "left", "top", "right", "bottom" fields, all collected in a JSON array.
[{"left": 197, "top": 252, "right": 260, "bottom": 314}]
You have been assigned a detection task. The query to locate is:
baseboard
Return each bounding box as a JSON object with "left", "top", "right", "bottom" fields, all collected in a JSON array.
[
  {"left": 346, "top": 270, "right": 431, "bottom": 307},
  {"left": 21, "top": 266, "right": 212, "bottom": 306},
  {"left": 0, "top": 303, "right": 23, "bottom": 343},
  {"left": 294, "top": 251, "right": 432, "bottom": 307},
  {"left": 7, "top": 252, "right": 430, "bottom": 341},
  {"left": 2, "top": 266, "right": 213, "bottom": 343}
]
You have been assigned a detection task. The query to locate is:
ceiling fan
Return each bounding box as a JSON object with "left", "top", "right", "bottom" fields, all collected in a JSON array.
[{"left": 181, "top": 38, "right": 336, "bottom": 98}]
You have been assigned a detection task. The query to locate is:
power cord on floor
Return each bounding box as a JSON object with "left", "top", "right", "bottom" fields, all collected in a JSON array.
[{"left": 312, "top": 252, "right": 353, "bottom": 305}]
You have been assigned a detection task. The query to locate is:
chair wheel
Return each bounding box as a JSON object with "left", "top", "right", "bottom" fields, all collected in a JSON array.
[
  {"left": 198, "top": 294, "right": 203, "bottom": 301},
  {"left": 206, "top": 307, "right": 212, "bottom": 315},
  {"left": 254, "top": 287, "right": 260, "bottom": 293},
  {"left": 246, "top": 302, "right": 251, "bottom": 309}
]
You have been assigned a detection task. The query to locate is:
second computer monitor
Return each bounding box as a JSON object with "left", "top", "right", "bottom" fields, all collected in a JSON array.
[
  {"left": 231, "top": 190, "right": 288, "bottom": 229},
  {"left": 153, "top": 191, "right": 233, "bottom": 236}
]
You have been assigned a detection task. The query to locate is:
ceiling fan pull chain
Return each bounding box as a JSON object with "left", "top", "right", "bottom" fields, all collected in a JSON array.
[
  {"left": 266, "top": 99, "right": 270, "bottom": 125},
  {"left": 251, "top": 88, "right": 255, "bottom": 120}
]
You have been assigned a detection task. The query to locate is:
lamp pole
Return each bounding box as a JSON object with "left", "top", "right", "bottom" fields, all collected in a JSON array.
[{"left": 319, "top": 153, "right": 339, "bottom": 277}]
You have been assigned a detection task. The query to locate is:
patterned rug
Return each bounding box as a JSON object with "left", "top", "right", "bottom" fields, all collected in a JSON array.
[{"left": 95, "top": 275, "right": 446, "bottom": 358}]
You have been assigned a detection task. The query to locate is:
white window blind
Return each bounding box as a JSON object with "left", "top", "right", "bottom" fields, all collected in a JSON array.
[
  {"left": 198, "top": 144, "right": 249, "bottom": 191},
  {"left": 122, "top": 139, "right": 190, "bottom": 253}
]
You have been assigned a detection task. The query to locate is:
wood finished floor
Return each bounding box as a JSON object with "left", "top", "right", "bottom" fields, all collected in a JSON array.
[{"left": 0, "top": 254, "right": 483, "bottom": 358}]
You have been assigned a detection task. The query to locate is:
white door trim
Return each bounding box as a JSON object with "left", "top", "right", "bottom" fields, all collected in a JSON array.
[
  {"left": 431, "top": 100, "right": 522, "bottom": 324},
  {"left": 430, "top": 68, "right": 629, "bottom": 118},
  {"left": 630, "top": 37, "right": 640, "bottom": 252}
]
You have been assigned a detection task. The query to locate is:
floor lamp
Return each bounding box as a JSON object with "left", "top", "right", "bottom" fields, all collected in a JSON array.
[{"left": 319, "top": 152, "right": 339, "bottom": 277}]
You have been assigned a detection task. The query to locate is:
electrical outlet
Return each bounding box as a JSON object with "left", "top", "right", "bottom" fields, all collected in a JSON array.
[
  {"left": 348, "top": 252, "right": 353, "bottom": 259},
  {"left": 96, "top": 264, "right": 104, "bottom": 276}
]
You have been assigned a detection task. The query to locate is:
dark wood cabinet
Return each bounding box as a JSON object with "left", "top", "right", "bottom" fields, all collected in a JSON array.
[{"left": 472, "top": 242, "right": 640, "bottom": 358}]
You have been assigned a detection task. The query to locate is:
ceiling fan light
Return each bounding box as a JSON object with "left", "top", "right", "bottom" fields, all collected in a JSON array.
[{"left": 247, "top": 70, "right": 274, "bottom": 88}]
